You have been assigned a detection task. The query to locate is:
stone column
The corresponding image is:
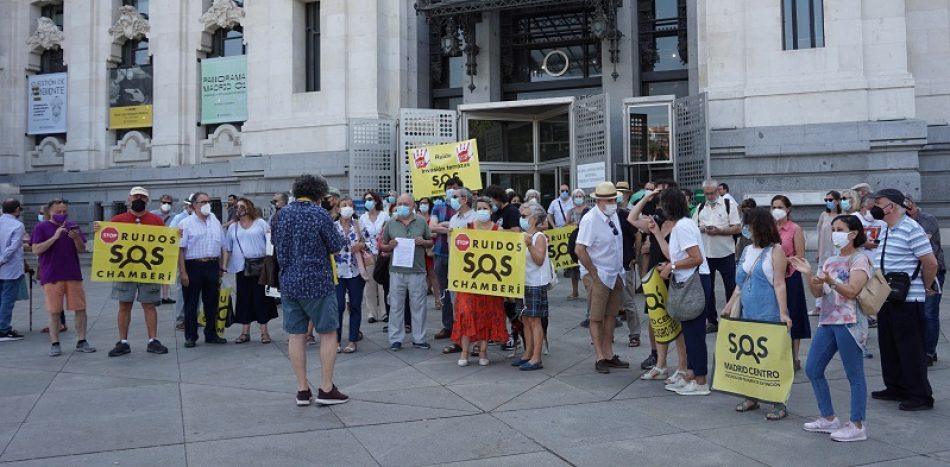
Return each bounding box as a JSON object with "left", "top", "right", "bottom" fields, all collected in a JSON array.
[
  {"left": 0, "top": 0, "right": 32, "bottom": 175},
  {"left": 464, "top": 11, "right": 500, "bottom": 104},
  {"left": 601, "top": 2, "right": 637, "bottom": 180},
  {"left": 149, "top": 0, "right": 193, "bottom": 167}
]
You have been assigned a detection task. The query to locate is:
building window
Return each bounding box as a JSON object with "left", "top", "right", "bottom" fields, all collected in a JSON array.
[
  {"left": 304, "top": 2, "right": 320, "bottom": 92},
  {"left": 210, "top": 26, "right": 245, "bottom": 58},
  {"left": 122, "top": 0, "right": 149, "bottom": 19},
  {"left": 121, "top": 39, "right": 150, "bottom": 66},
  {"left": 41, "top": 4, "right": 64, "bottom": 28},
  {"left": 783, "top": 0, "right": 824, "bottom": 50}
]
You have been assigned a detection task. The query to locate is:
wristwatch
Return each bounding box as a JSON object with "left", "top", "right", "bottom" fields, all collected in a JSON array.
[{"left": 671, "top": 262, "right": 677, "bottom": 271}]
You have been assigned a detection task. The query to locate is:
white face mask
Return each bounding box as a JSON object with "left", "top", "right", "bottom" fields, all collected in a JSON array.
[
  {"left": 200, "top": 204, "right": 212, "bottom": 216},
  {"left": 863, "top": 212, "right": 874, "bottom": 222},
  {"left": 831, "top": 231, "right": 851, "bottom": 249},
  {"left": 771, "top": 208, "right": 787, "bottom": 221},
  {"left": 340, "top": 206, "right": 354, "bottom": 219},
  {"left": 160, "top": 203, "right": 171, "bottom": 212},
  {"left": 602, "top": 204, "right": 618, "bottom": 217}
]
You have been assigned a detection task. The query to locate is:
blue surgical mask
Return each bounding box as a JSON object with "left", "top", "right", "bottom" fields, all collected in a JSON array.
[
  {"left": 573, "top": 197, "right": 585, "bottom": 206},
  {"left": 449, "top": 197, "right": 461, "bottom": 210},
  {"left": 446, "top": 189, "right": 455, "bottom": 199},
  {"left": 419, "top": 203, "right": 430, "bottom": 213},
  {"left": 519, "top": 218, "right": 531, "bottom": 231},
  {"left": 475, "top": 209, "right": 491, "bottom": 222},
  {"left": 825, "top": 201, "right": 836, "bottom": 210},
  {"left": 387, "top": 196, "right": 397, "bottom": 204},
  {"left": 741, "top": 224, "right": 752, "bottom": 239},
  {"left": 617, "top": 195, "right": 625, "bottom": 204},
  {"left": 560, "top": 191, "right": 569, "bottom": 200},
  {"left": 364, "top": 200, "right": 375, "bottom": 211},
  {"left": 491, "top": 204, "right": 498, "bottom": 213},
  {"left": 395, "top": 205, "right": 410, "bottom": 218},
  {"left": 841, "top": 199, "right": 851, "bottom": 211},
  {"left": 434, "top": 199, "right": 445, "bottom": 208}
]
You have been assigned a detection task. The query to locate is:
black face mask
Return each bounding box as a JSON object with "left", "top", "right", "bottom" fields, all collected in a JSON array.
[
  {"left": 321, "top": 199, "right": 333, "bottom": 211},
  {"left": 130, "top": 199, "right": 147, "bottom": 213},
  {"left": 870, "top": 206, "right": 885, "bottom": 220}
]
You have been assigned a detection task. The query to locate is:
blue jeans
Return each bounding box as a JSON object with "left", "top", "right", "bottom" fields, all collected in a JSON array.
[
  {"left": 0, "top": 277, "right": 21, "bottom": 333},
  {"left": 703, "top": 255, "right": 736, "bottom": 326},
  {"left": 336, "top": 276, "right": 365, "bottom": 344},
  {"left": 435, "top": 255, "right": 453, "bottom": 331},
  {"left": 924, "top": 271, "right": 945, "bottom": 358},
  {"left": 806, "top": 325, "right": 867, "bottom": 422}
]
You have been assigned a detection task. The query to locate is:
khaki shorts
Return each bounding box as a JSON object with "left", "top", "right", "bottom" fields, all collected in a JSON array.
[
  {"left": 583, "top": 274, "right": 623, "bottom": 322},
  {"left": 43, "top": 281, "right": 87, "bottom": 313},
  {"left": 111, "top": 282, "right": 161, "bottom": 304}
]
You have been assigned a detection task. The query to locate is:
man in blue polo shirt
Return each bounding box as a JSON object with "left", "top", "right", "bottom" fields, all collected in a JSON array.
[
  {"left": 431, "top": 177, "right": 462, "bottom": 342},
  {"left": 869, "top": 189, "right": 939, "bottom": 412}
]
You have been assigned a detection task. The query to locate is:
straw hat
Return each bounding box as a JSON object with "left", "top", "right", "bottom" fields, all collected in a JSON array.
[{"left": 590, "top": 182, "right": 618, "bottom": 200}]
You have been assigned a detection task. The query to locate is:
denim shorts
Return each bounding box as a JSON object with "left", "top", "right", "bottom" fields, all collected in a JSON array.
[{"left": 282, "top": 295, "right": 338, "bottom": 335}]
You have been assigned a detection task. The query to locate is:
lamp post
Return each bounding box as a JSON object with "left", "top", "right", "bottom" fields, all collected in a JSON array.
[{"left": 590, "top": 0, "right": 623, "bottom": 81}]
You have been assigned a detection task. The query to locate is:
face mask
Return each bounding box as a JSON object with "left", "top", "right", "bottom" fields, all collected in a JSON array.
[
  {"left": 130, "top": 199, "right": 147, "bottom": 213},
  {"left": 841, "top": 199, "right": 851, "bottom": 211},
  {"left": 870, "top": 206, "right": 885, "bottom": 220},
  {"left": 741, "top": 224, "right": 752, "bottom": 239},
  {"left": 387, "top": 196, "right": 397, "bottom": 204},
  {"left": 560, "top": 191, "right": 569, "bottom": 200},
  {"left": 863, "top": 211, "right": 874, "bottom": 222},
  {"left": 617, "top": 195, "right": 625, "bottom": 204},
  {"left": 52, "top": 213, "right": 68, "bottom": 224},
  {"left": 446, "top": 189, "right": 455, "bottom": 200},
  {"left": 491, "top": 204, "right": 498, "bottom": 213},
  {"left": 161, "top": 203, "right": 171, "bottom": 212},
  {"left": 475, "top": 209, "right": 491, "bottom": 223},
  {"left": 200, "top": 204, "right": 212, "bottom": 216},
  {"left": 364, "top": 200, "right": 375, "bottom": 211},
  {"left": 527, "top": 197, "right": 538, "bottom": 204},
  {"left": 449, "top": 197, "right": 461, "bottom": 210},
  {"left": 825, "top": 201, "right": 836, "bottom": 211},
  {"left": 340, "top": 207, "right": 354, "bottom": 219},
  {"left": 519, "top": 218, "right": 531, "bottom": 231},
  {"left": 270, "top": 200, "right": 278, "bottom": 207},
  {"left": 38, "top": 214, "right": 45, "bottom": 222},
  {"left": 395, "top": 205, "right": 411, "bottom": 218},
  {"left": 434, "top": 199, "right": 444, "bottom": 208},
  {"left": 772, "top": 208, "right": 787, "bottom": 221},
  {"left": 237, "top": 208, "right": 247, "bottom": 218},
  {"left": 573, "top": 197, "right": 585, "bottom": 206},
  {"left": 419, "top": 204, "right": 430, "bottom": 213},
  {"left": 602, "top": 204, "right": 618, "bottom": 217},
  {"left": 831, "top": 231, "right": 851, "bottom": 249}
]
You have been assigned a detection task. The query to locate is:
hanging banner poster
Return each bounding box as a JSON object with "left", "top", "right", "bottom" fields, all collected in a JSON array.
[
  {"left": 109, "top": 65, "right": 153, "bottom": 129},
  {"left": 546, "top": 225, "right": 577, "bottom": 271},
  {"left": 200, "top": 56, "right": 248, "bottom": 124},
  {"left": 27, "top": 72, "right": 67, "bottom": 135},
  {"left": 641, "top": 267, "right": 681, "bottom": 343},
  {"left": 91, "top": 222, "right": 179, "bottom": 285},
  {"left": 448, "top": 228, "right": 525, "bottom": 299},
  {"left": 712, "top": 318, "right": 795, "bottom": 404},
  {"left": 409, "top": 139, "right": 482, "bottom": 198}
]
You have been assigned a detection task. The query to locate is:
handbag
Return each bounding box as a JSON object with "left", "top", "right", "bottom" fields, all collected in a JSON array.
[
  {"left": 234, "top": 226, "right": 264, "bottom": 277},
  {"left": 852, "top": 254, "right": 889, "bottom": 316},
  {"left": 667, "top": 267, "right": 705, "bottom": 322},
  {"left": 879, "top": 228, "right": 921, "bottom": 303}
]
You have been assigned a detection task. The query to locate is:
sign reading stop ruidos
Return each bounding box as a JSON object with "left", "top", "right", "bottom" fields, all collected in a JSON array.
[
  {"left": 92, "top": 222, "right": 180, "bottom": 285},
  {"left": 448, "top": 228, "right": 526, "bottom": 299}
]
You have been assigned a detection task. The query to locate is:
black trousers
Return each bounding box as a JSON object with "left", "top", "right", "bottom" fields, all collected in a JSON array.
[
  {"left": 877, "top": 301, "right": 934, "bottom": 405},
  {"left": 183, "top": 260, "right": 220, "bottom": 341}
]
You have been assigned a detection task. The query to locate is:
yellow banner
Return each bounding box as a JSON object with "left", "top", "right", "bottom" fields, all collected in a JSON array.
[
  {"left": 712, "top": 318, "right": 795, "bottom": 404},
  {"left": 546, "top": 225, "right": 577, "bottom": 271},
  {"left": 199, "top": 287, "right": 232, "bottom": 337},
  {"left": 109, "top": 104, "right": 153, "bottom": 129},
  {"left": 642, "top": 267, "right": 681, "bottom": 343},
  {"left": 448, "top": 228, "right": 525, "bottom": 299},
  {"left": 409, "top": 139, "right": 482, "bottom": 198},
  {"left": 91, "top": 222, "right": 180, "bottom": 285}
]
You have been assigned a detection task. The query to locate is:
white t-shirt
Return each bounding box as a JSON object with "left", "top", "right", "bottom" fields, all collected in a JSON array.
[
  {"left": 669, "top": 217, "right": 710, "bottom": 282},
  {"left": 693, "top": 197, "right": 741, "bottom": 259},
  {"left": 858, "top": 214, "right": 888, "bottom": 269},
  {"left": 576, "top": 208, "right": 625, "bottom": 289},
  {"left": 525, "top": 231, "right": 553, "bottom": 286},
  {"left": 740, "top": 245, "right": 775, "bottom": 286}
]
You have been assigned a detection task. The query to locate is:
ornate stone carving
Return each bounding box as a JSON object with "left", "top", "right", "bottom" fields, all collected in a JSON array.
[
  {"left": 201, "top": 124, "right": 242, "bottom": 159},
  {"left": 111, "top": 131, "right": 152, "bottom": 164},
  {"left": 200, "top": 0, "right": 245, "bottom": 31},
  {"left": 109, "top": 5, "right": 150, "bottom": 42},
  {"left": 26, "top": 17, "right": 65, "bottom": 52},
  {"left": 29, "top": 136, "right": 65, "bottom": 168}
]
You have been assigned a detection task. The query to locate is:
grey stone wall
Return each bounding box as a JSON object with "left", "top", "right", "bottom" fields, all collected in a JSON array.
[{"left": 920, "top": 124, "right": 950, "bottom": 222}]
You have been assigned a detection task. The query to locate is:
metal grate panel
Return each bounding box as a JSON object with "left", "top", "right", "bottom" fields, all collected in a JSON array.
[
  {"left": 349, "top": 119, "right": 397, "bottom": 198},
  {"left": 674, "top": 92, "right": 709, "bottom": 191},
  {"left": 572, "top": 94, "right": 609, "bottom": 190},
  {"left": 398, "top": 109, "right": 457, "bottom": 195}
]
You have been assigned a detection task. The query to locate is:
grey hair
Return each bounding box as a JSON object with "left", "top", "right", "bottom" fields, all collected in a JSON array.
[
  {"left": 456, "top": 188, "right": 474, "bottom": 208},
  {"left": 475, "top": 196, "right": 494, "bottom": 209},
  {"left": 860, "top": 194, "right": 875, "bottom": 208},
  {"left": 521, "top": 202, "right": 547, "bottom": 228},
  {"left": 525, "top": 189, "right": 541, "bottom": 201},
  {"left": 572, "top": 188, "right": 586, "bottom": 197},
  {"left": 702, "top": 179, "right": 718, "bottom": 189}
]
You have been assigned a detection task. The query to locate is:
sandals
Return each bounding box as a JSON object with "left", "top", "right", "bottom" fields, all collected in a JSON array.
[
  {"left": 342, "top": 343, "right": 357, "bottom": 353},
  {"left": 442, "top": 343, "right": 462, "bottom": 354},
  {"left": 235, "top": 334, "right": 251, "bottom": 344},
  {"left": 766, "top": 404, "right": 788, "bottom": 420},
  {"left": 261, "top": 332, "right": 272, "bottom": 344},
  {"left": 736, "top": 400, "right": 760, "bottom": 412}
]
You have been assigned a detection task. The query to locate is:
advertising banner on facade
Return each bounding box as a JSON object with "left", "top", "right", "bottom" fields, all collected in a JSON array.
[
  {"left": 546, "top": 225, "right": 577, "bottom": 271},
  {"left": 200, "top": 56, "right": 247, "bottom": 124},
  {"left": 27, "top": 72, "right": 67, "bottom": 135},
  {"left": 108, "top": 65, "right": 153, "bottom": 129},
  {"left": 409, "top": 139, "right": 482, "bottom": 198},
  {"left": 91, "top": 222, "right": 179, "bottom": 285},
  {"left": 712, "top": 318, "right": 795, "bottom": 404},
  {"left": 642, "top": 267, "right": 682, "bottom": 343},
  {"left": 448, "top": 228, "right": 525, "bottom": 299}
]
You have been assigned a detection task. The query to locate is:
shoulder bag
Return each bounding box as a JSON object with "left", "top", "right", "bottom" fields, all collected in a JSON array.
[
  {"left": 852, "top": 254, "right": 889, "bottom": 316},
  {"left": 879, "top": 228, "right": 921, "bottom": 303},
  {"left": 667, "top": 266, "right": 705, "bottom": 322},
  {"left": 234, "top": 224, "right": 265, "bottom": 278}
]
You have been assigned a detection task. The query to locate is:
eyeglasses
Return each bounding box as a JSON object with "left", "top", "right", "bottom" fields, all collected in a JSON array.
[{"left": 607, "top": 220, "right": 619, "bottom": 236}]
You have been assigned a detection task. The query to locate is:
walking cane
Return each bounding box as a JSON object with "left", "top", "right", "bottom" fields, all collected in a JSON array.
[{"left": 28, "top": 270, "right": 34, "bottom": 332}]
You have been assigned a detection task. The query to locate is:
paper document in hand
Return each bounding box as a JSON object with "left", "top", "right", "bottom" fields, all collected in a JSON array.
[{"left": 392, "top": 238, "right": 416, "bottom": 268}]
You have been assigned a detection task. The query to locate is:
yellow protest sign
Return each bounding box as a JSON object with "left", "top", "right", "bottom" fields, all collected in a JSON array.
[
  {"left": 448, "top": 228, "right": 525, "bottom": 299},
  {"left": 546, "top": 225, "right": 577, "bottom": 271},
  {"left": 92, "top": 222, "right": 179, "bottom": 285},
  {"left": 642, "top": 267, "right": 681, "bottom": 343},
  {"left": 199, "top": 287, "right": 233, "bottom": 337},
  {"left": 712, "top": 318, "right": 795, "bottom": 404},
  {"left": 409, "top": 139, "right": 482, "bottom": 198}
]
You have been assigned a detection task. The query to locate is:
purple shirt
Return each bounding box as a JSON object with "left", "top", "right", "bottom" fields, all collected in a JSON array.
[{"left": 30, "top": 220, "right": 85, "bottom": 285}]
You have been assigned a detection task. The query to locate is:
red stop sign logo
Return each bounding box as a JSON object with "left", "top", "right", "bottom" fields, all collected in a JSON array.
[
  {"left": 100, "top": 227, "right": 119, "bottom": 244},
  {"left": 455, "top": 233, "right": 471, "bottom": 252}
]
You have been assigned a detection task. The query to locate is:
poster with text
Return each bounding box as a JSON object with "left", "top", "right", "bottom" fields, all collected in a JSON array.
[
  {"left": 712, "top": 318, "right": 795, "bottom": 404},
  {"left": 409, "top": 139, "right": 482, "bottom": 198},
  {"left": 109, "top": 65, "right": 153, "bottom": 129},
  {"left": 92, "top": 222, "right": 179, "bottom": 285},
  {"left": 200, "top": 56, "right": 248, "bottom": 124},
  {"left": 27, "top": 72, "right": 67, "bottom": 135},
  {"left": 448, "top": 228, "right": 526, "bottom": 299}
]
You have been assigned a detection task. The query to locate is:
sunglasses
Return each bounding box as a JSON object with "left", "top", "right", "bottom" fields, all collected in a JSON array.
[
  {"left": 607, "top": 220, "right": 619, "bottom": 236},
  {"left": 823, "top": 198, "right": 835, "bottom": 202}
]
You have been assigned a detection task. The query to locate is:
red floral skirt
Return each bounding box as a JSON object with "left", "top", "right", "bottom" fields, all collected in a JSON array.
[{"left": 451, "top": 292, "right": 508, "bottom": 344}]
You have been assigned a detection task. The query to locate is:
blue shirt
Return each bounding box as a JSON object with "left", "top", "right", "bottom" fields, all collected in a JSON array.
[
  {"left": 169, "top": 210, "right": 191, "bottom": 228},
  {"left": 880, "top": 215, "right": 933, "bottom": 302},
  {"left": 0, "top": 214, "right": 25, "bottom": 280},
  {"left": 271, "top": 201, "right": 346, "bottom": 299},
  {"left": 431, "top": 204, "right": 455, "bottom": 257}
]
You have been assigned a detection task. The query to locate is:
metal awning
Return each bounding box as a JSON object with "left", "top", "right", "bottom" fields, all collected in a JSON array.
[{"left": 415, "top": 0, "right": 590, "bottom": 17}]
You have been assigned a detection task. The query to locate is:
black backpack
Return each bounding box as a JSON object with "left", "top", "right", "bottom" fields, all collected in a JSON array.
[{"left": 567, "top": 208, "right": 591, "bottom": 263}]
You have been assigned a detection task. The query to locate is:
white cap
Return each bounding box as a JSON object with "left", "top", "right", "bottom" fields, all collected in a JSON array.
[
  {"left": 851, "top": 182, "right": 871, "bottom": 191},
  {"left": 129, "top": 186, "right": 149, "bottom": 198}
]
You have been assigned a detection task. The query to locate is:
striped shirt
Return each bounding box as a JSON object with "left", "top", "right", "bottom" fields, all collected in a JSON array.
[
  {"left": 879, "top": 215, "right": 933, "bottom": 302},
  {"left": 179, "top": 214, "right": 223, "bottom": 260}
]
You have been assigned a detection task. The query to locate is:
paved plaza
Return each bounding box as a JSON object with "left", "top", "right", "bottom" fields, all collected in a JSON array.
[{"left": 0, "top": 265, "right": 948, "bottom": 467}]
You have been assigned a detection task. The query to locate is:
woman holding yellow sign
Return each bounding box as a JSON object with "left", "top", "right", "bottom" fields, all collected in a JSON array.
[{"left": 451, "top": 198, "right": 508, "bottom": 367}]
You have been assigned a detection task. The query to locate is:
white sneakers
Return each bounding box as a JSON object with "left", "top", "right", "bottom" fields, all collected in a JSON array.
[
  {"left": 478, "top": 358, "right": 490, "bottom": 366},
  {"left": 803, "top": 418, "right": 867, "bottom": 442},
  {"left": 664, "top": 371, "right": 688, "bottom": 392},
  {"left": 457, "top": 359, "right": 469, "bottom": 367},
  {"left": 641, "top": 367, "right": 669, "bottom": 380},
  {"left": 674, "top": 380, "right": 711, "bottom": 396}
]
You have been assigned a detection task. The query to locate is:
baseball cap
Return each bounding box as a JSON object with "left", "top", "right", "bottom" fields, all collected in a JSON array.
[
  {"left": 851, "top": 182, "right": 872, "bottom": 191},
  {"left": 184, "top": 193, "right": 195, "bottom": 205},
  {"left": 327, "top": 187, "right": 342, "bottom": 198},
  {"left": 871, "top": 188, "right": 906, "bottom": 208},
  {"left": 129, "top": 186, "right": 149, "bottom": 198}
]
